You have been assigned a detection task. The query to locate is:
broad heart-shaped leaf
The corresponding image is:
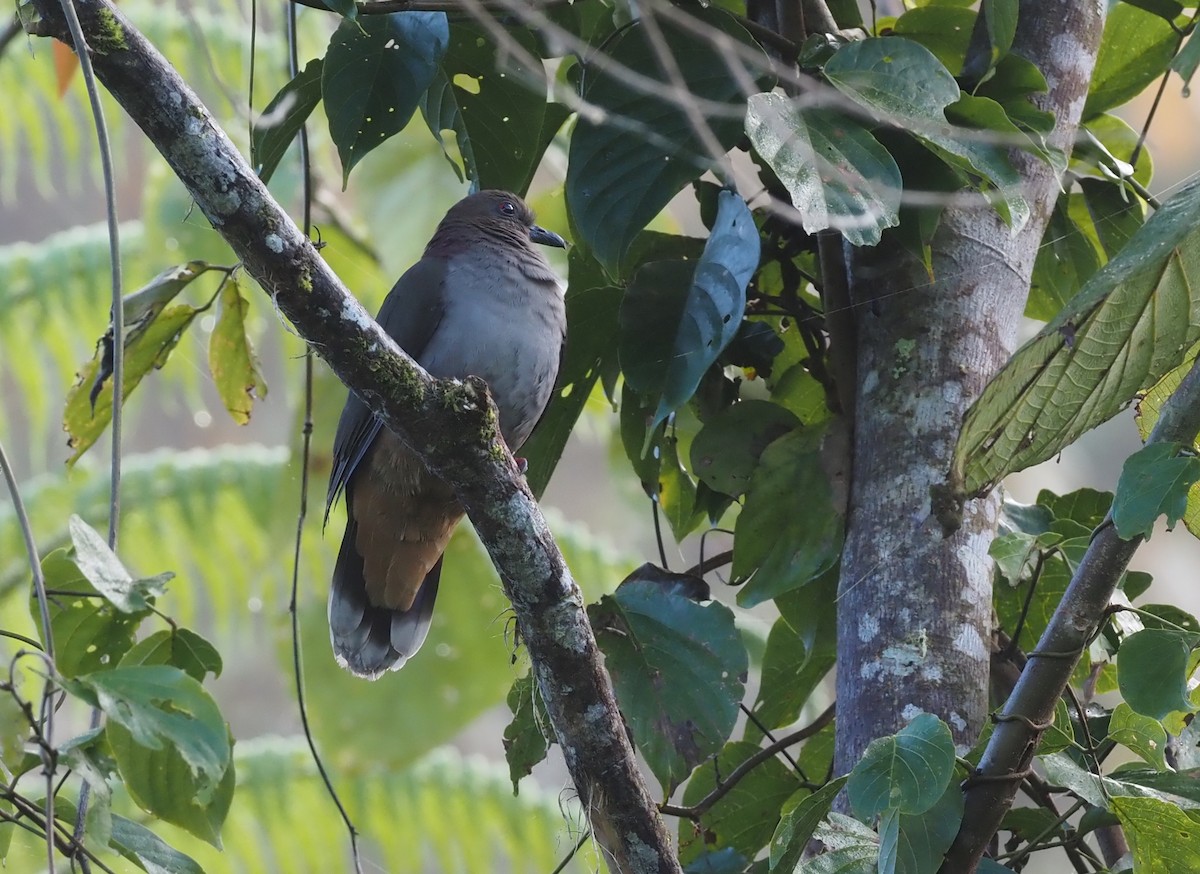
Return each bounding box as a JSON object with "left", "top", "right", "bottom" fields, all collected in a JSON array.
[
  {"left": 208, "top": 278, "right": 267, "bottom": 425},
  {"left": 588, "top": 576, "right": 748, "bottom": 793},
  {"left": 1113, "top": 796, "right": 1200, "bottom": 873},
  {"left": 824, "top": 37, "right": 1029, "bottom": 230},
  {"left": 620, "top": 192, "right": 758, "bottom": 432},
  {"left": 1113, "top": 443, "right": 1200, "bottom": 539},
  {"left": 770, "top": 777, "right": 849, "bottom": 873},
  {"left": 690, "top": 399, "right": 800, "bottom": 497},
  {"left": 566, "top": 9, "right": 768, "bottom": 274},
  {"left": 420, "top": 25, "right": 547, "bottom": 193},
  {"left": 677, "top": 740, "right": 801, "bottom": 865},
  {"left": 68, "top": 514, "right": 169, "bottom": 612},
  {"left": 951, "top": 175, "right": 1200, "bottom": 499},
  {"left": 61, "top": 666, "right": 231, "bottom": 798},
  {"left": 745, "top": 93, "right": 901, "bottom": 246},
  {"left": 1118, "top": 629, "right": 1200, "bottom": 719},
  {"left": 847, "top": 713, "right": 955, "bottom": 818},
  {"left": 252, "top": 58, "right": 323, "bottom": 185},
  {"left": 323, "top": 12, "right": 449, "bottom": 186},
  {"left": 1084, "top": 2, "right": 1183, "bottom": 120},
  {"left": 732, "top": 426, "right": 843, "bottom": 607}
]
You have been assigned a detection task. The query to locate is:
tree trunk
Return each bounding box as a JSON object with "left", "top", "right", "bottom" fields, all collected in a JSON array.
[{"left": 834, "top": 0, "right": 1106, "bottom": 774}]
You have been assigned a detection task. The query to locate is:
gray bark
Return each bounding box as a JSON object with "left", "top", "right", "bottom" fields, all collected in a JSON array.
[
  {"left": 834, "top": 0, "right": 1105, "bottom": 776},
  {"left": 27, "top": 1, "right": 680, "bottom": 870}
]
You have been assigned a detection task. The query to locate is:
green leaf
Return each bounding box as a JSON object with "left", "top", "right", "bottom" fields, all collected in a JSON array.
[
  {"left": 109, "top": 813, "right": 205, "bottom": 874},
  {"left": 1109, "top": 702, "right": 1169, "bottom": 770},
  {"left": 589, "top": 574, "right": 748, "bottom": 792},
  {"left": 120, "top": 627, "right": 223, "bottom": 683},
  {"left": 891, "top": 6, "right": 975, "bottom": 74},
  {"left": 323, "top": 12, "right": 449, "bottom": 185},
  {"left": 951, "top": 176, "right": 1200, "bottom": 498},
  {"left": 420, "top": 25, "right": 548, "bottom": 193},
  {"left": 770, "top": 777, "right": 848, "bottom": 873},
  {"left": 745, "top": 93, "right": 901, "bottom": 246},
  {"left": 1113, "top": 795, "right": 1200, "bottom": 873},
  {"left": 1135, "top": 344, "right": 1200, "bottom": 537},
  {"left": 619, "top": 191, "right": 759, "bottom": 431},
  {"left": 823, "top": 36, "right": 1028, "bottom": 229},
  {"left": 67, "top": 514, "right": 169, "bottom": 612},
  {"left": 502, "top": 672, "right": 551, "bottom": 792},
  {"left": 659, "top": 431, "right": 705, "bottom": 541},
  {"left": 889, "top": 781, "right": 963, "bottom": 874},
  {"left": 1173, "top": 31, "right": 1200, "bottom": 94},
  {"left": 678, "top": 741, "right": 801, "bottom": 865},
  {"left": 847, "top": 713, "right": 955, "bottom": 818},
  {"left": 208, "top": 278, "right": 267, "bottom": 425},
  {"left": 1039, "top": 697, "right": 1075, "bottom": 756},
  {"left": 252, "top": 58, "right": 323, "bottom": 185},
  {"left": 1085, "top": 3, "right": 1183, "bottom": 119},
  {"left": 108, "top": 719, "right": 236, "bottom": 847},
  {"left": 1113, "top": 443, "right": 1200, "bottom": 539},
  {"left": 1125, "top": 0, "right": 1184, "bottom": 21},
  {"left": 980, "top": 0, "right": 1018, "bottom": 69},
  {"left": 797, "top": 813, "right": 878, "bottom": 873},
  {"left": 754, "top": 572, "right": 837, "bottom": 729},
  {"left": 732, "top": 427, "right": 843, "bottom": 607},
  {"left": 691, "top": 400, "right": 800, "bottom": 497},
  {"left": 566, "top": 9, "right": 768, "bottom": 274},
  {"left": 1118, "top": 629, "right": 1200, "bottom": 719},
  {"left": 62, "top": 666, "right": 231, "bottom": 797},
  {"left": 65, "top": 264, "right": 211, "bottom": 465},
  {"left": 32, "top": 549, "right": 146, "bottom": 677}
]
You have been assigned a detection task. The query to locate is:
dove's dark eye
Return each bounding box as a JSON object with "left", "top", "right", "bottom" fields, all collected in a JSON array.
[{"left": 499, "top": 200, "right": 517, "bottom": 216}]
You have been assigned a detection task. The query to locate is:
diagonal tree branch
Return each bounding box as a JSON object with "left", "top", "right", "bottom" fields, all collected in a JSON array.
[
  {"left": 943, "top": 355, "right": 1200, "bottom": 872},
  {"left": 25, "top": 1, "right": 679, "bottom": 871}
]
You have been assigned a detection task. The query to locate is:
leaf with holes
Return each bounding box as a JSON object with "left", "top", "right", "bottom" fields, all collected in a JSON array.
[
  {"left": 745, "top": 93, "right": 901, "bottom": 246},
  {"left": 420, "top": 25, "right": 549, "bottom": 193},
  {"left": 589, "top": 576, "right": 748, "bottom": 793},
  {"left": 502, "top": 672, "right": 552, "bottom": 792},
  {"left": 1113, "top": 796, "right": 1200, "bottom": 873},
  {"left": 951, "top": 176, "right": 1200, "bottom": 499},
  {"left": 567, "top": 9, "right": 768, "bottom": 274},
  {"left": 324, "top": 12, "right": 449, "bottom": 185},
  {"left": 68, "top": 515, "right": 171, "bottom": 613}
]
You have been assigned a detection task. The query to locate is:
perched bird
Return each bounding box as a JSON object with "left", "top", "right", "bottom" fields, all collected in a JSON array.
[{"left": 325, "top": 190, "right": 567, "bottom": 679}]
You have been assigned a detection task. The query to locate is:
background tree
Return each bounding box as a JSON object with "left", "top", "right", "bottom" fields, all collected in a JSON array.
[{"left": 3, "top": 0, "right": 1200, "bottom": 872}]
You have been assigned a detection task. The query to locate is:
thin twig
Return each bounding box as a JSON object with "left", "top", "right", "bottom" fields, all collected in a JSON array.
[
  {"left": 283, "top": 3, "right": 363, "bottom": 867},
  {"left": 57, "top": 0, "right": 122, "bottom": 856},
  {"left": 549, "top": 829, "right": 592, "bottom": 874},
  {"left": 0, "top": 438, "right": 56, "bottom": 874},
  {"left": 659, "top": 703, "right": 834, "bottom": 819}
]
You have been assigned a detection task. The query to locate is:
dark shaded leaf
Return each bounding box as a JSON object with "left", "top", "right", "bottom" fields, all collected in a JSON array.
[
  {"left": 754, "top": 572, "right": 837, "bottom": 729},
  {"left": 589, "top": 578, "right": 748, "bottom": 793},
  {"left": 690, "top": 400, "right": 799, "bottom": 497},
  {"left": 770, "top": 777, "right": 848, "bottom": 873},
  {"left": 252, "top": 58, "right": 324, "bottom": 185},
  {"left": 732, "top": 427, "right": 843, "bottom": 607},
  {"left": 324, "top": 12, "right": 449, "bottom": 185},
  {"left": 109, "top": 813, "right": 205, "bottom": 874},
  {"left": 1085, "top": 3, "right": 1182, "bottom": 119},
  {"left": 502, "top": 672, "right": 552, "bottom": 791},
  {"left": 566, "top": 10, "right": 768, "bottom": 273}
]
